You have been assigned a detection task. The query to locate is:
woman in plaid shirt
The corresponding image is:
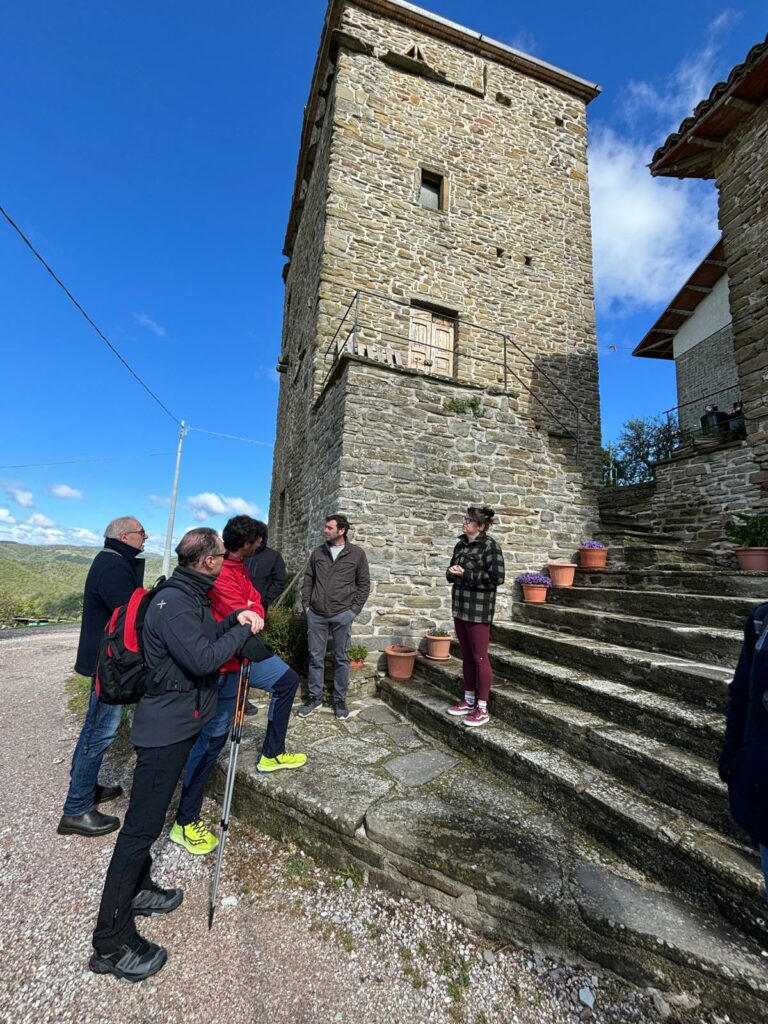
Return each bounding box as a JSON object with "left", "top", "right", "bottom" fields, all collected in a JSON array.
[{"left": 446, "top": 506, "right": 505, "bottom": 727}]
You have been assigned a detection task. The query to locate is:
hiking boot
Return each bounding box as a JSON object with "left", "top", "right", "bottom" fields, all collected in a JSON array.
[
  {"left": 169, "top": 819, "right": 218, "bottom": 856},
  {"left": 297, "top": 698, "right": 322, "bottom": 718},
  {"left": 89, "top": 936, "right": 167, "bottom": 982},
  {"left": 57, "top": 809, "right": 120, "bottom": 837},
  {"left": 94, "top": 783, "right": 123, "bottom": 804},
  {"left": 257, "top": 752, "right": 308, "bottom": 773},
  {"left": 244, "top": 700, "right": 258, "bottom": 717},
  {"left": 132, "top": 883, "right": 184, "bottom": 917},
  {"left": 334, "top": 702, "right": 349, "bottom": 720},
  {"left": 463, "top": 706, "right": 490, "bottom": 728},
  {"left": 447, "top": 699, "right": 474, "bottom": 717}
]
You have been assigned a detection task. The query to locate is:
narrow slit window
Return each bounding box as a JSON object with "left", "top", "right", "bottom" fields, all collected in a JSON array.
[{"left": 419, "top": 170, "right": 444, "bottom": 210}]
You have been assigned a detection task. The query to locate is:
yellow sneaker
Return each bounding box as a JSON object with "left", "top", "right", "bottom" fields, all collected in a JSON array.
[
  {"left": 256, "top": 752, "right": 308, "bottom": 773},
  {"left": 169, "top": 818, "right": 218, "bottom": 855}
]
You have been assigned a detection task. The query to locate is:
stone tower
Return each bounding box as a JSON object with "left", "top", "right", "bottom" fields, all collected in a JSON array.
[{"left": 270, "top": 0, "right": 603, "bottom": 651}]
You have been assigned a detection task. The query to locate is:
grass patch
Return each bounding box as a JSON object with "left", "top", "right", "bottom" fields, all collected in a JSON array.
[{"left": 337, "top": 862, "right": 363, "bottom": 890}]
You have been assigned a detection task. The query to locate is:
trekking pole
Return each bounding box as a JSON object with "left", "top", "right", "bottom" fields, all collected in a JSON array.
[{"left": 208, "top": 657, "right": 252, "bottom": 929}]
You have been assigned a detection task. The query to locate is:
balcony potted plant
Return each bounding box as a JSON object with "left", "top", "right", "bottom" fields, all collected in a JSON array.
[
  {"left": 578, "top": 540, "right": 608, "bottom": 570},
  {"left": 384, "top": 644, "right": 418, "bottom": 681},
  {"left": 425, "top": 627, "right": 452, "bottom": 660},
  {"left": 547, "top": 561, "right": 577, "bottom": 588},
  {"left": 725, "top": 513, "right": 768, "bottom": 571},
  {"left": 349, "top": 645, "right": 368, "bottom": 670},
  {"left": 514, "top": 572, "right": 552, "bottom": 604}
]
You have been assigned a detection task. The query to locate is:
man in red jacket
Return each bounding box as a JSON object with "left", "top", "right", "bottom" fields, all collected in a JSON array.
[{"left": 169, "top": 516, "right": 306, "bottom": 855}]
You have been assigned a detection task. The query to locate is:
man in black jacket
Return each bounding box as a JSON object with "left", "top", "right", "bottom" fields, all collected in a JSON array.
[
  {"left": 57, "top": 516, "right": 148, "bottom": 838},
  {"left": 89, "top": 527, "right": 262, "bottom": 983},
  {"left": 245, "top": 520, "right": 286, "bottom": 612}
]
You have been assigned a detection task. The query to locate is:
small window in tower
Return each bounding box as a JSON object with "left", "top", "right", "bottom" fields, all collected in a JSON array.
[{"left": 419, "top": 170, "right": 444, "bottom": 211}]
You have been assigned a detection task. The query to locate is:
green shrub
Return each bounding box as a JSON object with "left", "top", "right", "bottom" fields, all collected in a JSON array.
[
  {"left": 264, "top": 606, "right": 308, "bottom": 673},
  {"left": 725, "top": 513, "right": 768, "bottom": 548},
  {"left": 349, "top": 645, "right": 368, "bottom": 662}
]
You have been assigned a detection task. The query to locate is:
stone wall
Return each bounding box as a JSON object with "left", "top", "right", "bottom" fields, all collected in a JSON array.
[
  {"left": 675, "top": 324, "right": 740, "bottom": 432},
  {"left": 270, "top": 0, "right": 602, "bottom": 646},
  {"left": 599, "top": 441, "right": 762, "bottom": 557},
  {"left": 713, "top": 98, "right": 768, "bottom": 504}
]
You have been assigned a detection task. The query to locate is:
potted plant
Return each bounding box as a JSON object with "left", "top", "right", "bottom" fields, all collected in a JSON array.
[
  {"left": 349, "top": 645, "right": 368, "bottom": 669},
  {"left": 547, "top": 561, "right": 577, "bottom": 588},
  {"left": 578, "top": 540, "right": 608, "bottom": 570},
  {"left": 514, "top": 572, "right": 552, "bottom": 604},
  {"left": 725, "top": 513, "right": 768, "bottom": 571},
  {"left": 425, "top": 627, "right": 452, "bottom": 660},
  {"left": 384, "top": 644, "right": 418, "bottom": 681}
]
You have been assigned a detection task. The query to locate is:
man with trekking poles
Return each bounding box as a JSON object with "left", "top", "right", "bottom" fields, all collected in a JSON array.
[{"left": 89, "top": 526, "right": 301, "bottom": 982}]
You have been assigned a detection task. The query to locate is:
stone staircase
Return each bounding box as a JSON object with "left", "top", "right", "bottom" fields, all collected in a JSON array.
[{"left": 379, "top": 564, "right": 768, "bottom": 1017}]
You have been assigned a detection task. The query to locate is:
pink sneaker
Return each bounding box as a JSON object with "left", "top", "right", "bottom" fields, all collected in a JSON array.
[
  {"left": 447, "top": 699, "right": 474, "bottom": 717},
  {"left": 464, "top": 706, "right": 490, "bottom": 727}
]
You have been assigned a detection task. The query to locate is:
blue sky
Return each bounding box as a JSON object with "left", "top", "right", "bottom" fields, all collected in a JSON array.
[{"left": 1, "top": 1, "right": 765, "bottom": 552}]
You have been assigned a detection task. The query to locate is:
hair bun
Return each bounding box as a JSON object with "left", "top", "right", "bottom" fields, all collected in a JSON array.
[{"left": 482, "top": 506, "right": 495, "bottom": 519}]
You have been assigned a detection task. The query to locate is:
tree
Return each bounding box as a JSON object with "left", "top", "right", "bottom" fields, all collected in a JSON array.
[{"left": 605, "top": 415, "right": 678, "bottom": 485}]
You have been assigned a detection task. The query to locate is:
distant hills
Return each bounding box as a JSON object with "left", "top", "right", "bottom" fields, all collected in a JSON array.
[{"left": 0, "top": 542, "right": 165, "bottom": 623}]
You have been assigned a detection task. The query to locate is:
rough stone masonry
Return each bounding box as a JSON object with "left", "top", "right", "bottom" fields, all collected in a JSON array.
[{"left": 269, "top": 0, "right": 603, "bottom": 654}]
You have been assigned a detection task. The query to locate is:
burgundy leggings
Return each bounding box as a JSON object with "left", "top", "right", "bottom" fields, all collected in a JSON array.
[{"left": 453, "top": 619, "right": 492, "bottom": 702}]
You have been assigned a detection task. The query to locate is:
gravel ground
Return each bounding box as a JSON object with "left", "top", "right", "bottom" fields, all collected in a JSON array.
[{"left": 0, "top": 629, "right": 715, "bottom": 1024}]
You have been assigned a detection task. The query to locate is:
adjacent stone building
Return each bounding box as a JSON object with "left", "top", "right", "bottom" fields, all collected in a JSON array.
[
  {"left": 270, "top": 0, "right": 603, "bottom": 650},
  {"left": 650, "top": 34, "right": 768, "bottom": 505}
]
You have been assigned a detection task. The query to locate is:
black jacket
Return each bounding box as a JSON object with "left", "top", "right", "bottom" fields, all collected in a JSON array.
[
  {"left": 131, "top": 566, "right": 251, "bottom": 748},
  {"left": 301, "top": 542, "right": 370, "bottom": 619},
  {"left": 719, "top": 602, "right": 768, "bottom": 845},
  {"left": 74, "top": 539, "right": 145, "bottom": 676},
  {"left": 245, "top": 545, "right": 286, "bottom": 607}
]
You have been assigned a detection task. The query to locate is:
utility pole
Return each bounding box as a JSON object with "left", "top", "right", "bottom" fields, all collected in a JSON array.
[{"left": 162, "top": 420, "right": 186, "bottom": 578}]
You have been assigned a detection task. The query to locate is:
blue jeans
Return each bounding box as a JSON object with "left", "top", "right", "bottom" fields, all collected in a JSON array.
[
  {"left": 176, "top": 656, "right": 297, "bottom": 826},
  {"left": 62, "top": 686, "right": 123, "bottom": 816}
]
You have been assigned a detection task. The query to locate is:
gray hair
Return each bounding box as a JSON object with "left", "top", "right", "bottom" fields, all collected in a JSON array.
[
  {"left": 176, "top": 528, "right": 222, "bottom": 568},
  {"left": 105, "top": 516, "right": 140, "bottom": 540}
]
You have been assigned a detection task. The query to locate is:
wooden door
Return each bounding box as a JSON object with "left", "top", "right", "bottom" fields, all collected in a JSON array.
[{"left": 408, "top": 308, "right": 454, "bottom": 376}]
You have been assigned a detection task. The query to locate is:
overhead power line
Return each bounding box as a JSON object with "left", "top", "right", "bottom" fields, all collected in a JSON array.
[
  {"left": 0, "top": 453, "right": 172, "bottom": 469},
  {"left": 188, "top": 426, "right": 273, "bottom": 448},
  {"left": 0, "top": 203, "right": 180, "bottom": 425}
]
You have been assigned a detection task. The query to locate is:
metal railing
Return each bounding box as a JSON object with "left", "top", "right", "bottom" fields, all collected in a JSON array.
[{"left": 320, "top": 289, "right": 592, "bottom": 462}]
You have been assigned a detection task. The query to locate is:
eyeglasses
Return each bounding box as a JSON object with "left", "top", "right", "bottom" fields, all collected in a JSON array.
[
  {"left": 209, "top": 550, "right": 227, "bottom": 559},
  {"left": 125, "top": 529, "right": 148, "bottom": 538},
  {"left": 462, "top": 517, "right": 475, "bottom": 524}
]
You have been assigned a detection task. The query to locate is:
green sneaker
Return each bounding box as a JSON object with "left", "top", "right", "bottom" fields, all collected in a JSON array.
[
  {"left": 257, "top": 752, "right": 308, "bottom": 773},
  {"left": 169, "top": 818, "right": 219, "bottom": 856}
]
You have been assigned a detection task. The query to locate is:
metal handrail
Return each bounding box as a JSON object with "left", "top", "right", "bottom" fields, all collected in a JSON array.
[{"left": 661, "top": 384, "right": 742, "bottom": 420}]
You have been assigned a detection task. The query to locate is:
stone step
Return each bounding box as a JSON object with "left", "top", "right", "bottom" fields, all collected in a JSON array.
[
  {"left": 475, "top": 642, "right": 724, "bottom": 759},
  {"left": 547, "top": 585, "right": 754, "bottom": 630},
  {"left": 512, "top": 603, "right": 743, "bottom": 666},
  {"left": 418, "top": 656, "right": 733, "bottom": 836},
  {"left": 576, "top": 567, "right": 768, "bottom": 599},
  {"left": 380, "top": 675, "right": 766, "bottom": 946},
  {"left": 217, "top": 695, "right": 768, "bottom": 1019},
  {"left": 493, "top": 622, "right": 732, "bottom": 711}
]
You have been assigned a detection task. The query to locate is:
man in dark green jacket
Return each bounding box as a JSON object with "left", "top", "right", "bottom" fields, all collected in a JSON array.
[{"left": 299, "top": 513, "right": 370, "bottom": 720}]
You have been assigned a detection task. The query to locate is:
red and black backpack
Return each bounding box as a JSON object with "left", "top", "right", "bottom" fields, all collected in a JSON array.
[{"left": 94, "top": 579, "right": 168, "bottom": 705}]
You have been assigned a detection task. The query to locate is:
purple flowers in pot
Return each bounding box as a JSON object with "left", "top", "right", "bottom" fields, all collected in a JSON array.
[
  {"left": 514, "top": 572, "right": 552, "bottom": 587},
  {"left": 580, "top": 540, "right": 606, "bottom": 549}
]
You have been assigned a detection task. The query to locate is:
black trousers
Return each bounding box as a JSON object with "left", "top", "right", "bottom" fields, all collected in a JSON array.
[{"left": 92, "top": 735, "right": 196, "bottom": 954}]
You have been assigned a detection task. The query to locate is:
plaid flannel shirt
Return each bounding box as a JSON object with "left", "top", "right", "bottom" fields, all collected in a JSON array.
[{"left": 446, "top": 533, "right": 505, "bottom": 624}]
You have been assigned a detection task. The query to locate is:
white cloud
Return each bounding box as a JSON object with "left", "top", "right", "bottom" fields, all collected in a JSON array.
[
  {"left": 188, "top": 492, "right": 260, "bottom": 522},
  {"left": 256, "top": 364, "right": 280, "bottom": 385},
  {"left": 148, "top": 494, "right": 170, "bottom": 507},
  {"left": 50, "top": 483, "right": 84, "bottom": 500},
  {"left": 0, "top": 519, "right": 102, "bottom": 547},
  {"left": 0, "top": 508, "right": 16, "bottom": 524},
  {"left": 589, "top": 129, "right": 718, "bottom": 316},
  {"left": 8, "top": 487, "right": 34, "bottom": 508},
  {"left": 505, "top": 29, "right": 536, "bottom": 56},
  {"left": 134, "top": 312, "right": 167, "bottom": 338},
  {"left": 27, "top": 513, "right": 55, "bottom": 527},
  {"left": 589, "top": 15, "right": 733, "bottom": 318}
]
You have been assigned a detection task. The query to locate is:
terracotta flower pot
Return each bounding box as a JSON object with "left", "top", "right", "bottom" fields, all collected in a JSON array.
[
  {"left": 548, "top": 562, "right": 577, "bottom": 588},
  {"left": 733, "top": 547, "right": 768, "bottom": 571},
  {"left": 521, "top": 584, "right": 548, "bottom": 604},
  {"left": 425, "top": 634, "right": 452, "bottom": 660},
  {"left": 578, "top": 546, "right": 608, "bottom": 570},
  {"left": 349, "top": 659, "right": 366, "bottom": 670},
  {"left": 384, "top": 644, "right": 418, "bottom": 681}
]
